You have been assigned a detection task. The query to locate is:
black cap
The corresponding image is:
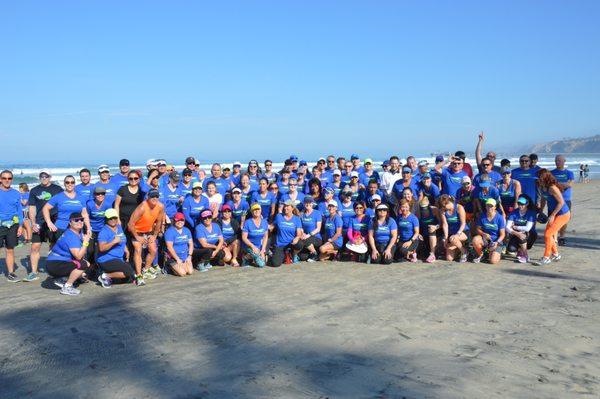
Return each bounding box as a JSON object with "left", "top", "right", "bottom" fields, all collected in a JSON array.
[
  {"left": 185, "top": 156, "right": 196, "bottom": 164},
  {"left": 182, "top": 168, "right": 193, "bottom": 176},
  {"left": 119, "top": 159, "right": 130, "bottom": 166},
  {"left": 454, "top": 151, "right": 466, "bottom": 160},
  {"left": 69, "top": 212, "right": 84, "bottom": 220},
  {"left": 169, "top": 171, "right": 181, "bottom": 181},
  {"left": 147, "top": 189, "right": 160, "bottom": 199}
]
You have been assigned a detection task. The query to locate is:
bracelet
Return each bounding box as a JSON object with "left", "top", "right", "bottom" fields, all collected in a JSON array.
[{"left": 83, "top": 241, "right": 90, "bottom": 247}]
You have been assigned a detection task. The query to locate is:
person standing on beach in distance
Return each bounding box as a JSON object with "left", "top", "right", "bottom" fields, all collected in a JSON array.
[
  {"left": 533, "top": 169, "right": 571, "bottom": 266},
  {"left": 0, "top": 170, "right": 24, "bottom": 282},
  {"left": 127, "top": 189, "right": 165, "bottom": 286},
  {"left": 511, "top": 155, "right": 539, "bottom": 207},
  {"left": 110, "top": 159, "right": 131, "bottom": 188},
  {"left": 578, "top": 164, "right": 584, "bottom": 183},
  {"left": 29, "top": 170, "right": 63, "bottom": 280},
  {"left": 93, "top": 165, "right": 118, "bottom": 206},
  {"left": 75, "top": 168, "right": 93, "bottom": 199},
  {"left": 475, "top": 132, "right": 502, "bottom": 173},
  {"left": 551, "top": 155, "right": 574, "bottom": 246}
]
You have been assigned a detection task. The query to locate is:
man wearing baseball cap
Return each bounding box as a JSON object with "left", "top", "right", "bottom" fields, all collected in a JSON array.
[
  {"left": 28, "top": 169, "right": 63, "bottom": 280},
  {"left": 110, "top": 159, "right": 131, "bottom": 188},
  {"left": 92, "top": 165, "right": 118, "bottom": 206}
]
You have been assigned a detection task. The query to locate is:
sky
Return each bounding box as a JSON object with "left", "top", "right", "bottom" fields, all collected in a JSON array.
[{"left": 1, "top": 1, "right": 599, "bottom": 164}]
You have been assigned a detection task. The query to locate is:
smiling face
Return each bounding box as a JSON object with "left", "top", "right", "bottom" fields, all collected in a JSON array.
[{"left": 0, "top": 171, "right": 13, "bottom": 189}]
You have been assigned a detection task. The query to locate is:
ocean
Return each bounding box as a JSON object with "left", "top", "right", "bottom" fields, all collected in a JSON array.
[{"left": 2, "top": 153, "right": 598, "bottom": 189}]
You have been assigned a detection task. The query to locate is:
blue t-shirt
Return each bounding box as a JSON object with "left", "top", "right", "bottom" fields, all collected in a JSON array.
[
  {"left": 473, "top": 171, "right": 502, "bottom": 188},
  {"left": 178, "top": 182, "right": 193, "bottom": 198},
  {"left": 182, "top": 195, "right": 210, "bottom": 227},
  {"left": 392, "top": 180, "right": 419, "bottom": 201},
  {"left": 441, "top": 168, "right": 468, "bottom": 197},
  {"left": 225, "top": 200, "right": 249, "bottom": 223},
  {"left": 541, "top": 188, "right": 570, "bottom": 216},
  {"left": 97, "top": 224, "right": 127, "bottom": 263},
  {"left": 250, "top": 191, "right": 276, "bottom": 219},
  {"left": 369, "top": 218, "right": 398, "bottom": 245},
  {"left": 203, "top": 176, "right": 229, "bottom": 197},
  {"left": 300, "top": 210, "right": 322, "bottom": 239},
  {"left": 396, "top": 213, "right": 419, "bottom": 242},
  {"left": 477, "top": 212, "right": 506, "bottom": 242},
  {"left": 511, "top": 168, "right": 538, "bottom": 203},
  {"left": 473, "top": 186, "right": 501, "bottom": 209},
  {"left": 75, "top": 183, "right": 93, "bottom": 199},
  {"left": 326, "top": 182, "right": 343, "bottom": 198},
  {"left": 338, "top": 201, "right": 356, "bottom": 229},
  {"left": 323, "top": 214, "right": 343, "bottom": 247},
  {"left": 47, "top": 229, "right": 81, "bottom": 261},
  {"left": 444, "top": 208, "right": 469, "bottom": 235},
  {"left": 110, "top": 174, "right": 129, "bottom": 188},
  {"left": 160, "top": 185, "right": 183, "bottom": 218},
  {"left": 273, "top": 213, "right": 302, "bottom": 247},
  {"left": 550, "top": 168, "right": 574, "bottom": 201},
  {"left": 242, "top": 218, "right": 268, "bottom": 249},
  {"left": 359, "top": 171, "right": 380, "bottom": 187},
  {"left": 91, "top": 181, "right": 118, "bottom": 206},
  {"left": 195, "top": 223, "right": 223, "bottom": 247},
  {"left": 349, "top": 215, "right": 369, "bottom": 237},
  {"left": 279, "top": 192, "right": 305, "bottom": 212},
  {"left": 507, "top": 209, "right": 537, "bottom": 231},
  {"left": 0, "top": 188, "right": 23, "bottom": 225},
  {"left": 417, "top": 183, "right": 440, "bottom": 204},
  {"left": 47, "top": 192, "right": 86, "bottom": 230},
  {"left": 164, "top": 226, "right": 193, "bottom": 261},
  {"left": 277, "top": 181, "right": 290, "bottom": 196},
  {"left": 220, "top": 219, "right": 237, "bottom": 241},
  {"left": 86, "top": 199, "right": 112, "bottom": 232}
]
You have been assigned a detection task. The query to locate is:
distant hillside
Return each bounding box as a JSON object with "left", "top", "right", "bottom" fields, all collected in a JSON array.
[{"left": 530, "top": 135, "right": 600, "bottom": 154}]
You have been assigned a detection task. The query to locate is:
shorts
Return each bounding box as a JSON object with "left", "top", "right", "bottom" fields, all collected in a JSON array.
[
  {"left": 225, "top": 236, "right": 238, "bottom": 246},
  {"left": 0, "top": 224, "right": 19, "bottom": 249},
  {"left": 481, "top": 237, "right": 504, "bottom": 254},
  {"left": 46, "top": 259, "right": 90, "bottom": 277},
  {"left": 31, "top": 224, "right": 62, "bottom": 244}
]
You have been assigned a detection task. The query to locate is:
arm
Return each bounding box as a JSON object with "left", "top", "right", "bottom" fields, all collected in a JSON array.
[
  {"left": 513, "top": 180, "right": 521, "bottom": 209},
  {"left": 69, "top": 231, "right": 92, "bottom": 261},
  {"left": 368, "top": 230, "right": 377, "bottom": 253},
  {"left": 475, "top": 131, "right": 484, "bottom": 168},
  {"left": 548, "top": 186, "right": 565, "bottom": 221},
  {"left": 81, "top": 208, "right": 92, "bottom": 233},
  {"left": 42, "top": 203, "right": 57, "bottom": 231},
  {"left": 114, "top": 195, "right": 122, "bottom": 223},
  {"left": 292, "top": 228, "right": 303, "bottom": 245},
  {"left": 385, "top": 229, "right": 397, "bottom": 254}
]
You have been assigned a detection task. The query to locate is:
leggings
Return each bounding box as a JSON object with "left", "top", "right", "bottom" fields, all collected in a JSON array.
[
  {"left": 98, "top": 259, "right": 135, "bottom": 281},
  {"left": 46, "top": 259, "right": 90, "bottom": 277},
  {"left": 271, "top": 245, "right": 293, "bottom": 267},
  {"left": 396, "top": 239, "right": 419, "bottom": 259},
  {"left": 507, "top": 230, "right": 538, "bottom": 253},
  {"left": 192, "top": 247, "right": 225, "bottom": 265},
  {"left": 293, "top": 236, "right": 323, "bottom": 261},
  {"left": 372, "top": 243, "right": 396, "bottom": 265},
  {"left": 544, "top": 212, "right": 571, "bottom": 257}
]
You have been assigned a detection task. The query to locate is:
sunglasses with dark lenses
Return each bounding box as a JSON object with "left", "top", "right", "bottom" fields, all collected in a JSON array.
[
  {"left": 482, "top": 163, "right": 491, "bottom": 167},
  {"left": 40, "top": 175, "right": 50, "bottom": 179},
  {"left": 183, "top": 173, "right": 192, "bottom": 177},
  {"left": 65, "top": 181, "right": 76, "bottom": 185},
  {"left": 129, "top": 177, "right": 140, "bottom": 181},
  {"left": 520, "top": 159, "right": 530, "bottom": 163},
  {"left": 1, "top": 176, "right": 13, "bottom": 181},
  {"left": 502, "top": 171, "right": 511, "bottom": 175},
  {"left": 265, "top": 163, "right": 272, "bottom": 167},
  {"left": 72, "top": 218, "right": 84, "bottom": 223}
]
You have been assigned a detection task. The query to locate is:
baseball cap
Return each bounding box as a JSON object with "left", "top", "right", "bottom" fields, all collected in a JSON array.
[
  {"left": 156, "top": 159, "right": 167, "bottom": 166},
  {"left": 382, "top": 160, "right": 390, "bottom": 167},
  {"left": 146, "top": 158, "right": 157, "bottom": 167},
  {"left": 501, "top": 166, "right": 511, "bottom": 174},
  {"left": 192, "top": 182, "right": 203, "bottom": 189},
  {"left": 371, "top": 194, "right": 381, "bottom": 201},
  {"left": 435, "top": 155, "right": 444, "bottom": 163},
  {"left": 485, "top": 198, "right": 497, "bottom": 206},
  {"left": 327, "top": 200, "right": 338, "bottom": 207},
  {"left": 231, "top": 187, "right": 242, "bottom": 194},
  {"left": 324, "top": 187, "right": 335, "bottom": 194},
  {"left": 350, "top": 171, "right": 359, "bottom": 178},
  {"left": 333, "top": 169, "right": 341, "bottom": 176},
  {"left": 233, "top": 161, "right": 242, "bottom": 167},
  {"left": 94, "top": 186, "right": 107, "bottom": 195},
  {"left": 517, "top": 196, "right": 529, "bottom": 205},
  {"left": 402, "top": 166, "right": 412, "bottom": 173},
  {"left": 200, "top": 210, "right": 213, "bottom": 218},
  {"left": 422, "top": 173, "right": 432, "bottom": 179},
  {"left": 147, "top": 189, "right": 160, "bottom": 199},
  {"left": 169, "top": 171, "right": 180, "bottom": 181},
  {"left": 299, "top": 160, "right": 307, "bottom": 166},
  {"left": 182, "top": 168, "right": 193, "bottom": 176},
  {"left": 39, "top": 169, "right": 52, "bottom": 178},
  {"left": 98, "top": 165, "right": 110, "bottom": 173},
  {"left": 418, "top": 160, "right": 428, "bottom": 167},
  {"left": 364, "top": 158, "right": 373, "bottom": 165},
  {"left": 119, "top": 159, "right": 130, "bottom": 167},
  {"left": 351, "top": 154, "right": 360, "bottom": 160},
  {"left": 289, "top": 155, "right": 298, "bottom": 161},
  {"left": 250, "top": 203, "right": 261, "bottom": 212},
  {"left": 318, "top": 157, "right": 326, "bottom": 162},
  {"left": 221, "top": 204, "right": 232, "bottom": 212},
  {"left": 173, "top": 212, "right": 185, "bottom": 222},
  {"left": 461, "top": 176, "right": 471, "bottom": 184},
  {"left": 283, "top": 199, "right": 295, "bottom": 206},
  {"left": 376, "top": 204, "right": 389, "bottom": 210},
  {"left": 185, "top": 156, "right": 196, "bottom": 164},
  {"left": 104, "top": 208, "right": 118, "bottom": 219},
  {"left": 303, "top": 196, "right": 315, "bottom": 204}
]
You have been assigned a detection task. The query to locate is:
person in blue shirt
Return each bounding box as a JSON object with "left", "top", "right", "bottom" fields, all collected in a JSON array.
[
  {"left": 413, "top": 160, "right": 430, "bottom": 184},
  {"left": 441, "top": 157, "right": 469, "bottom": 198},
  {"left": 43, "top": 175, "right": 91, "bottom": 237},
  {"left": 365, "top": 194, "right": 381, "bottom": 219},
  {"left": 319, "top": 200, "right": 344, "bottom": 261},
  {"left": 164, "top": 212, "right": 195, "bottom": 276},
  {"left": 238, "top": 174, "right": 255, "bottom": 204},
  {"left": 0, "top": 170, "right": 24, "bottom": 282},
  {"left": 92, "top": 165, "right": 118, "bottom": 206},
  {"left": 109, "top": 159, "right": 131, "bottom": 188},
  {"left": 551, "top": 155, "right": 575, "bottom": 246},
  {"left": 203, "top": 163, "right": 230, "bottom": 198},
  {"left": 261, "top": 160, "right": 278, "bottom": 185},
  {"left": 271, "top": 200, "right": 303, "bottom": 266},
  {"left": 438, "top": 194, "right": 469, "bottom": 262},
  {"left": 278, "top": 178, "right": 305, "bottom": 213},
  {"left": 368, "top": 203, "right": 398, "bottom": 264},
  {"left": 227, "top": 188, "right": 250, "bottom": 225},
  {"left": 181, "top": 183, "right": 209, "bottom": 230},
  {"left": 358, "top": 159, "right": 380, "bottom": 188},
  {"left": 45, "top": 212, "right": 92, "bottom": 296},
  {"left": 359, "top": 180, "right": 385, "bottom": 209},
  {"left": 472, "top": 198, "right": 506, "bottom": 264},
  {"left": 417, "top": 173, "right": 440, "bottom": 205},
  {"left": 393, "top": 167, "right": 419, "bottom": 203},
  {"left": 178, "top": 168, "right": 194, "bottom": 197},
  {"left": 346, "top": 201, "right": 370, "bottom": 262},
  {"left": 230, "top": 161, "right": 242, "bottom": 187},
  {"left": 318, "top": 187, "right": 338, "bottom": 217},
  {"left": 218, "top": 204, "right": 241, "bottom": 267},
  {"left": 160, "top": 172, "right": 184, "bottom": 221},
  {"left": 241, "top": 203, "right": 269, "bottom": 267},
  {"left": 250, "top": 178, "right": 276, "bottom": 222},
  {"left": 277, "top": 169, "right": 292, "bottom": 196},
  {"left": 396, "top": 199, "right": 420, "bottom": 262},
  {"left": 327, "top": 170, "right": 343, "bottom": 198},
  {"left": 511, "top": 155, "right": 539, "bottom": 206},
  {"left": 341, "top": 161, "right": 354, "bottom": 185},
  {"left": 497, "top": 167, "right": 522, "bottom": 215},
  {"left": 473, "top": 178, "right": 504, "bottom": 218},
  {"left": 85, "top": 186, "right": 112, "bottom": 262},
  {"left": 473, "top": 157, "right": 502, "bottom": 188},
  {"left": 75, "top": 168, "right": 93, "bottom": 199},
  {"left": 296, "top": 196, "right": 323, "bottom": 261},
  {"left": 505, "top": 196, "right": 538, "bottom": 263},
  {"left": 338, "top": 190, "right": 356, "bottom": 233},
  {"left": 96, "top": 208, "right": 135, "bottom": 286},
  {"left": 194, "top": 210, "right": 228, "bottom": 270},
  {"left": 305, "top": 177, "right": 323, "bottom": 202}
]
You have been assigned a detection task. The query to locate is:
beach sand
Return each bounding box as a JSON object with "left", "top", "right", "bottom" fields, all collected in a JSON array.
[{"left": 0, "top": 182, "right": 599, "bottom": 398}]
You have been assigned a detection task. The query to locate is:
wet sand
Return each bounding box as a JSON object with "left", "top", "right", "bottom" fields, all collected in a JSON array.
[{"left": 0, "top": 181, "right": 599, "bottom": 398}]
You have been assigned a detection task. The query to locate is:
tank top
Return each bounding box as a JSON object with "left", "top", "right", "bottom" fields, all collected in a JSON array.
[
  {"left": 498, "top": 179, "right": 515, "bottom": 209},
  {"left": 134, "top": 202, "right": 162, "bottom": 233},
  {"left": 444, "top": 207, "right": 469, "bottom": 235},
  {"left": 542, "top": 187, "right": 569, "bottom": 216}
]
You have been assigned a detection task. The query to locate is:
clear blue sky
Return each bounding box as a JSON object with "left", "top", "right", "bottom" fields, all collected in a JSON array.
[{"left": 1, "top": 1, "right": 599, "bottom": 163}]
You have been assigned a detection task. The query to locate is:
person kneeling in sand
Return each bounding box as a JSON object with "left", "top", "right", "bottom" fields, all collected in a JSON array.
[
  {"left": 164, "top": 212, "right": 195, "bottom": 276},
  {"left": 472, "top": 198, "right": 506, "bottom": 264},
  {"left": 96, "top": 208, "right": 135, "bottom": 287}
]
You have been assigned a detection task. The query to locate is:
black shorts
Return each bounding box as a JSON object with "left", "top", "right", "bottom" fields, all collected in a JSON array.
[
  {"left": 31, "top": 224, "right": 62, "bottom": 244},
  {"left": 46, "top": 259, "right": 90, "bottom": 277},
  {"left": 0, "top": 224, "right": 19, "bottom": 249},
  {"left": 225, "top": 236, "right": 238, "bottom": 246},
  {"left": 98, "top": 259, "right": 135, "bottom": 279}
]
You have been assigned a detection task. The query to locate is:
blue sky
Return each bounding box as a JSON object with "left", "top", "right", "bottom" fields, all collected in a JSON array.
[{"left": 1, "top": 1, "right": 599, "bottom": 163}]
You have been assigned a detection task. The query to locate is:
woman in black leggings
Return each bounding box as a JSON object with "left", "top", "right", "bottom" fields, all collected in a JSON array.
[{"left": 96, "top": 208, "right": 135, "bottom": 287}]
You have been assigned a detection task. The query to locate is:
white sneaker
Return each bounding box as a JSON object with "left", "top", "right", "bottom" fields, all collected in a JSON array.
[
  {"left": 98, "top": 273, "right": 112, "bottom": 288},
  {"left": 60, "top": 284, "right": 81, "bottom": 296},
  {"left": 473, "top": 255, "right": 483, "bottom": 264},
  {"left": 550, "top": 254, "right": 562, "bottom": 262},
  {"left": 533, "top": 257, "right": 552, "bottom": 266},
  {"left": 53, "top": 277, "right": 67, "bottom": 288}
]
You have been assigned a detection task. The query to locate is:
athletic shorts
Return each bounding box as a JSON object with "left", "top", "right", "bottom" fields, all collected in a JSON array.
[
  {"left": 481, "top": 237, "right": 505, "bottom": 254},
  {"left": 225, "top": 236, "right": 237, "bottom": 246},
  {"left": 31, "top": 225, "right": 62, "bottom": 244},
  {"left": 0, "top": 224, "right": 18, "bottom": 249}
]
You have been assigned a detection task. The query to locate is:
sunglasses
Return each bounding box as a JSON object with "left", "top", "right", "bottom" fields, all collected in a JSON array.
[
  {"left": 183, "top": 173, "right": 192, "bottom": 177},
  {"left": 318, "top": 161, "right": 325, "bottom": 164},
  {"left": 65, "top": 181, "right": 76, "bottom": 185},
  {"left": 40, "top": 175, "right": 50, "bottom": 179},
  {"left": 1, "top": 176, "right": 13, "bottom": 181},
  {"left": 482, "top": 163, "right": 491, "bottom": 167},
  {"left": 355, "top": 206, "right": 364, "bottom": 209},
  {"left": 520, "top": 159, "right": 530, "bottom": 163},
  {"left": 95, "top": 192, "right": 106, "bottom": 196},
  {"left": 502, "top": 172, "right": 511, "bottom": 175},
  {"left": 72, "top": 218, "right": 84, "bottom": 223},
  {"left": 129, "top": 177, "right": 140, "bottom": 181}
]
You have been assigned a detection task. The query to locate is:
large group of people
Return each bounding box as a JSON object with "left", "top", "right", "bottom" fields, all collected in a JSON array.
[{"left": 0, "top": 133, "right": 575, "bottom": 295}]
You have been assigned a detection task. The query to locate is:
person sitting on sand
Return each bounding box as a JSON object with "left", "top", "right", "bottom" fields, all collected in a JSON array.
[
  {"left": 96, "top": 208, "right": 135, "bottom": 287},
  {"left": 319, "top": 200, "right": 344, "bottom": 262},
  {"left": 163, "top": 212, "right": 195, "bottom": 276},
  {"left": 505, "top": 196, "right": 537, "bottom": 263},
  {"left": 345, "top": 201, "right": 369, "bottom": 262},
  {"left": 395, "top": 199, "right": 420, "bottom": 262},
  {"left": 472, "top": 198, "right": 506, "bottom": 264},
  {"left": 271, "top": 200, "right": 303, "bottom": 266},
  {"left": 438, "top": 194, "right": 469, "bottom": 262},
  {"left": 194, "top": 209, "right": 228, "bottom": 271},
  {"left": 241, "top": 203, "right": 269, "bottom": 267},
  {"left": 218, "top": 204, "right": 241, "bottom": 267},
  {"left": 416, "top": 197, "right": 440, "bottom": 263},
  {"left": 368, "top": 203, "right": 397, "bottom": 265},
  {"left": 297, "top": 196, "right": 323, "bottom": 262}
]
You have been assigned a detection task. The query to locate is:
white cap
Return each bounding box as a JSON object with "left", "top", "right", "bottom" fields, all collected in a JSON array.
[
  {"left": 418, "top": 160, "right": 429, "bottom": 166},
  {"left": 371, "top": 194, "right": 381, "bottom": 201},
  {"left": 39, "top": 169, "right": 52, "bottom": 177},
  {"left": 327, "top": 200, "right": 338, "bottom": 207},
  {"left": 98, "top": 165, "right": 110, "bottom": 173},
  {"left": 333, "top": 169, "right": 341, "bottom": 176},
  {"left": 231, "top": 187, "right": 242, "bottom": 193},
  {"left": 461, "top": 176, "right": 471, "bottom": 183},
  {"left": 376, "top": 203, "right": 389, "bottom": 210},
  {"left": 350, "top": 171, "right": 359, "bottom": 178},
  {"left": 318, "top": 157, "right": 326, "bottom": 162},
  {"left": 233, "top": 161, "right": 242, "bottom": 167}
]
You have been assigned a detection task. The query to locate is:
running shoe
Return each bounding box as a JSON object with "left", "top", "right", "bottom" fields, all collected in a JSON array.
[
  {"left": 6, "top": 272, "right": 20, "bottom": 283},
  {"left": 97, "top": 273, "right": 112, "bottom": 288},
  {"left": 459, "top": 253, "right": 468, "bottom": 263},
  {"left": 532, "top": 257, "right": 552, "bottom": 266},
  {"left": 517, "top": 255, "right": 529, "bottom": 263},
  {"left": 551, "top": 253, "right": 562, "bottom": 262},
  {"left": 292, "top": 254, "right": 300, "bottom": 264},
  {"left": 60, "top": 285, "right": 81, "bottom": 296},
  {"left": 204, "top": 263, "right": 213, "bottom": 270},
  {"left": 197, "top": 263, "right": 209, "bottom": 272},
  {"left": 425, "top": 253, "right": 436, "bottom": 263},
  {"left": 473, "top": 255, "right": 483, "bottom": 264},
  {"left": 306, "top": 257, "right": 316, "bottom": 263},
  {"left": 410, "top": 253, "right": 418, "bottom": 263},
  {"left": 23, "top": 272, "right": 39, "bottom": 282},
  {"left": 142, "top": 269, "right": 157, "bottom": 280},
  {"left": 150, "top": 265, "right": 161, "bottom": 275},
  {"left": 53, "top": 277, "right": 67, "bottom": 288},
  {"left": 255, "top": 257, "right": 265, "bottom": 268},
  {"left": 135, "top": 275, "right": 146, "bottom": 286}
]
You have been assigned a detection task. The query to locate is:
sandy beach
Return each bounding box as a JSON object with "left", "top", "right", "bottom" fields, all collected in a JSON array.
[{"left": 0, "top": 182, "right": 598, "bottom": 399}]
